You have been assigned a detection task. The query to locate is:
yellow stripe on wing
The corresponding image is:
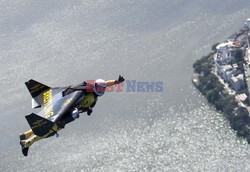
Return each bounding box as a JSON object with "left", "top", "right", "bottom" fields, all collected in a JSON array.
[{"left": 43, "top": 89, "right": 54, "bottom": 119}]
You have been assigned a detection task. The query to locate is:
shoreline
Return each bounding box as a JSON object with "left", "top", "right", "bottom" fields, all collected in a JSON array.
[{"left": 192, "top": 18, "right": 250, "bottom": 144}]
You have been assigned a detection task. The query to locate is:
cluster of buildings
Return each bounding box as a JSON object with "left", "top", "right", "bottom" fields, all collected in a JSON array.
[
  {"left": 213, "top": 18, "right": 250, "bottom": 105},
  {"left": 215, "top": 40, "right": 245, "bottom": 92}
]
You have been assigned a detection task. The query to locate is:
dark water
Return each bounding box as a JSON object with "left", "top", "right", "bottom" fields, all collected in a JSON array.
[{"left": 0, "top": 0, "right": 250, "bottom": 171}]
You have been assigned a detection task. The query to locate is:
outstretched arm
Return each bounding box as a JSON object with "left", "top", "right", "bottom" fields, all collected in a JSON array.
[{"left": 106, "top": 75, "right": 125, "bottom": 86}]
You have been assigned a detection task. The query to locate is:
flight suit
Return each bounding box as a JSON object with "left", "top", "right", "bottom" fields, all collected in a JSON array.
[{"left": 20, "top": 80, "right": 118, "bottom": 148}]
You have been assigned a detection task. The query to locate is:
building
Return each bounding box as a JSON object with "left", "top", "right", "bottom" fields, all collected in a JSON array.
[
  {"left": 216, "top": 41, "right": 235, "bottom": 63},
  {"left": 233, "top": 40, "right": 241, "bottom": 48},
  {"left": 245, "top": 18, "right": 250, "bottom": 29},
  {"left": 237, "top": 93, "right": 248, "bottom": 102},
  {"left": 216, "top": 64, "right": 232, "bottom": 81},
  {"left": 245, "top": 48, "right": 250, "bottom": 63},
  {"left": 230, "top": 74, "right": 245, "bottom": 92}
]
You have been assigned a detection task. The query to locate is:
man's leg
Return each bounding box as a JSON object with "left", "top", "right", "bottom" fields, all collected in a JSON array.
[
  {"left": 20, "top": 124, "right": 63, "bottom": 156},
  {"left": 19, "top": 129, "right": 33, "bottom": 140},
  {"left": 20, "top": 134, "right": 43, "bottom": 157},
  {"left": 21, "top": 135, "right": 43, "bottom": 148}
]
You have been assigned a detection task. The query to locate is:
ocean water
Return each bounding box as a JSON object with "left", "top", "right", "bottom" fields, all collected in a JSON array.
[{"left": 0, "top": 0, "right": 250, "bottom": 171}]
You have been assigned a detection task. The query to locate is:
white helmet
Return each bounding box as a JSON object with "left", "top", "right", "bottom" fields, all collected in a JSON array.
[{"left": 93, "top": 79, "right": 106, "bottom": 96}]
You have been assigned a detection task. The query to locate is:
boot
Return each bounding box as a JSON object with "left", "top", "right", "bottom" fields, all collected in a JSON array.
[{"left": 20, "top": 140, "right": 29, "bottom": 157}]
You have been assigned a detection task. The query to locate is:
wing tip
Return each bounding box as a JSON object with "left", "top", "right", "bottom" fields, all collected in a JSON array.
[
  {"left": 25, "top": 113, "right": 54, "bottom": 137},
  {"left": 25, "top": 79, "right": 50, "bottom": 98}
]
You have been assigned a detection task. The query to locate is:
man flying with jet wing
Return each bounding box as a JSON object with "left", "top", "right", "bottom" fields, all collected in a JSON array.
[{"left": 19, "top": 75, "right": 125, "bottom": 156}]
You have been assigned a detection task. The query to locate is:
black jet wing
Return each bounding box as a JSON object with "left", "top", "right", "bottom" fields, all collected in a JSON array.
[
  {"left": 24, "top": 80, "right": 85, "bottom": 136},
  {"left": 25, "top": 79, "right": 85, "bottom": 122},
  {"left": 25, "top": 79, "right": 51, "bottom": 109},
  {"left": 25, "top": 113, "right": 55, "bottom": 137},
  {"left": 38, "top": 89, "right": 84, "bottom": 123},
  {"left": 25, "top": 91, "right": 84, "bottom": 136}
]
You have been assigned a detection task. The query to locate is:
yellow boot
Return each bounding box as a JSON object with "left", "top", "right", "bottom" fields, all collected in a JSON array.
[
  {"left": 20, "top": 134, "right": 43, "bottom": 157},
  {"left": 19, "top": 129, "right": 33, "bottom": 140},
  {"left": 20, "top": 124, "right": 62, "bottom": 156}
]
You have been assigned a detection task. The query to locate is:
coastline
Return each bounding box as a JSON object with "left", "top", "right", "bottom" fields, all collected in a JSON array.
[{"left": 192, "top": 19, "right": 250, "bottom": 144}]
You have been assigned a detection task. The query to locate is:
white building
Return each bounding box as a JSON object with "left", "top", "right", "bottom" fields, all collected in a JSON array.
[
  {"left": 230, "top": 74, "right": 245, "bottom": 92},
  {"left": 216, "top": 64, "right": 232, "bottom": 81},
  {"left": 245, "top": 18, "right": 250, "bottom": 29},
  {"left": 245, "top": 48, "right": 250, "bottom": 63},
  {"left": 216, "top": 41, "right": 235, "bottom": 63}
]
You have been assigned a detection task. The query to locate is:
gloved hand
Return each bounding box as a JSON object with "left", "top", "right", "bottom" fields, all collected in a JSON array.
[
  {"left": 116, "top": 75, "right": 125, "bottom": 83},
  {"left": 87, "top": 108, "right": 93, "bottom": 116}
]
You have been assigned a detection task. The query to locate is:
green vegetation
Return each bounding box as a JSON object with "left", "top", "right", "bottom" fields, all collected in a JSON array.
[
  {"left": 233, "top": 48, "right": 245, "bottom": 73},
  {"left": 193, "top": 52, "right": 214, "bottom": 77},
  {"left": 193, "top": 50, "right": 250, "bottom": 144},
  {"left": 235, "top": 49, "right": 244, "bottom": 62}
]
